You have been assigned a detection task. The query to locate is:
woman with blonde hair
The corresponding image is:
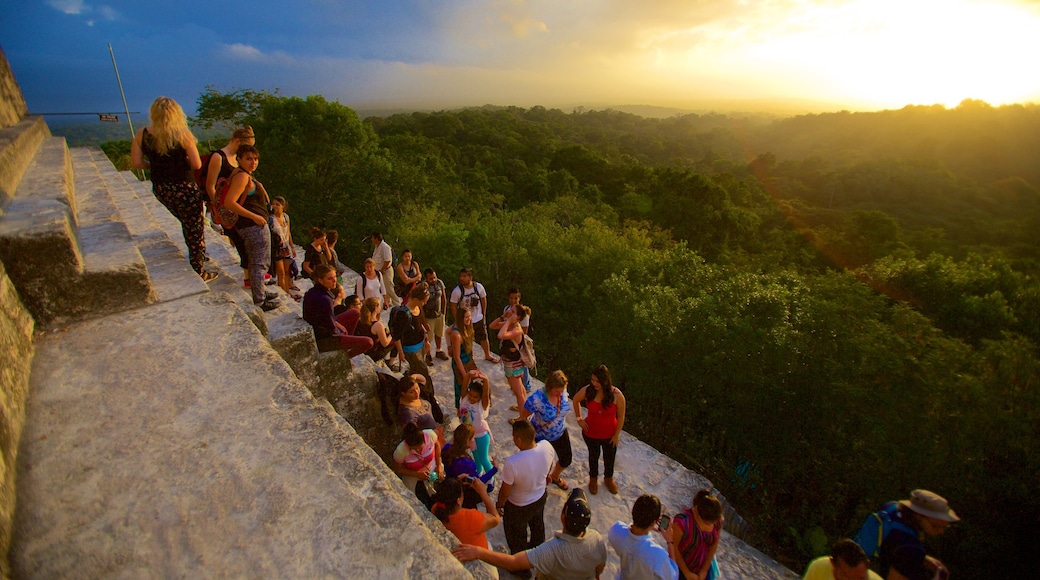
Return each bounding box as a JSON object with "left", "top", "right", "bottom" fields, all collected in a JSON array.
[{"left": 131, "top": 96, "right": 214, "bottom": 281}]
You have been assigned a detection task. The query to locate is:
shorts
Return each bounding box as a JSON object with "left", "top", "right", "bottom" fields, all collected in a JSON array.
[
  {"left": 472, "top": 318, "right": 489, "bottom": 344},
  {"left": 427, "top": 314, "right": 445, "bottom": 338},
  {"left": 503, "top": 358, "right": 524, "bottom": 378}
]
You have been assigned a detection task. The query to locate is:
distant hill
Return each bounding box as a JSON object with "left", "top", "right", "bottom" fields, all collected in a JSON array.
[{"left": 45, "top": 116, "right": 225, "bottom": 147}]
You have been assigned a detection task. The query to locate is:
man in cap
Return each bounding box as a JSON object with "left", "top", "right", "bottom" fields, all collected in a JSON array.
[
  {"left": 879, "top": 490, "right": 956, "bottom": 580},
  {"left": 803, "top": 539, "right": 881, "bottom": 580},
  {"left": 454, "top": 487, "right": 608, "bottom": 579}
]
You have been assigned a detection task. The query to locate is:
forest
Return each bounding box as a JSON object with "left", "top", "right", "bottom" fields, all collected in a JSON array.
[{"left": 103, "top": 89, "right": 1040, "bottom": 577}]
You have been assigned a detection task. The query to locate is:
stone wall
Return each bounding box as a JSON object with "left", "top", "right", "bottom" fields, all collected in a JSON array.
[
  {"left": 0, "top": 48, "right": 28, "bottom": 131},
  {"left": 0, "top": 260, "right": 33, "bottom": 579}
]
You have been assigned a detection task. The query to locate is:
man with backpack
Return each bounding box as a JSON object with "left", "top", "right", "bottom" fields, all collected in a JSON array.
[
  {"left": 853, "top": 489, "right": 957, "bottom": 580},
  {"left": 449, "top": 268, "right": 499, "bottom": 363}
]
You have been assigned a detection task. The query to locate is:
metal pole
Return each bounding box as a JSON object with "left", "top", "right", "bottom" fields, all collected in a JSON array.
[{"left": 108, "top": 43, "right": 134, "bottom": 138}]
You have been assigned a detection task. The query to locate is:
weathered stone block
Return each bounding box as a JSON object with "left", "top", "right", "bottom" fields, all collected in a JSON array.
[
  {"left": 0, "top": 117, "right": 48, "bottom": 207},
  {"left": 327, "top": 355, "right": 402, "bottom": 462},
  {"left": 0, "top": 259, "right": 32, "bottom": 580},
  {"left": 269, "top": 311, "right": 320, "bottom": 388}
]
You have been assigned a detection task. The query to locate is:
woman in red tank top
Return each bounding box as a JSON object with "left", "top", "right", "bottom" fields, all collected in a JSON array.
[{"left": 571, "top": 365, "right": 626, "bottom": 495}]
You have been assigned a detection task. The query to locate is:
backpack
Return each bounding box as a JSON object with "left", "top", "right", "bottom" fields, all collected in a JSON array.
[
  {"left": 852, "top": 501, "right": 915, "bottom": 560},
  {"left": 518, "top": 334, "right": 537, "bottom": 369},
  {"left": 214, "top": 168, "right": 245, "bottom": 229}
]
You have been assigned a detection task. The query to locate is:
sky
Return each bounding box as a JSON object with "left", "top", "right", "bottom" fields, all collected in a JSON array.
[{"left": 2, "top": 0, "right": 1040, "bottom": 119}]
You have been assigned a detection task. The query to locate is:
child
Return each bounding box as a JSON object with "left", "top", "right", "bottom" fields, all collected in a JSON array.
[{"left": 457, "top": 375, "right": 493, "bottom": 475}]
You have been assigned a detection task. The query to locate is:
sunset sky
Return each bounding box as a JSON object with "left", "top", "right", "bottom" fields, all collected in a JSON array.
[{"left": 3, "top": 0, "right": 1040, "bottom": 117}]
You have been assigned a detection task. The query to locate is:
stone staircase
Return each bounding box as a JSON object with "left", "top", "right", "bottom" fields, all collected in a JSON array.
[{"left": 0, "top": 125, "right": 489, "bottom": 576}]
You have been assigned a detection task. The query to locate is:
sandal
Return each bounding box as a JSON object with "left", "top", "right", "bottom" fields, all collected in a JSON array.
[
  {"left": 487, "top": 355, "right": 501, "bottom": 364},
  {"left": 508, "top": 417, "right": 522, "bottom": 425},
  {"left": 551, "top": 477, "right": 569, "bottom": 491},
  {"left": 508, "top": 405, "right": 520, "bottom": 412}
]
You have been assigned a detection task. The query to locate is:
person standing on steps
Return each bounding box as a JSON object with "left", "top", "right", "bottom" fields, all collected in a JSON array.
[
  {"left": 450, "top": 268, "right": 499, "bottom": 363},
  {"left": 491, "top": 418, "right": 557, "bottom": 578},
  {"left": 302, "top": 227, "right": 332, "bottom": 281},
  {"left": 497, "top": 304, "right": 530, "bottom": 421},
  {"left": 490, "top": 287, "right": 533, "bottom": 391},
  {"left": 609, "top": 494, "right": 679, "bottom": 580},
  {"left": 423, "top": 268, "right": 450, "bottom": 361},
  {"left": 521, "top": 370, "right": 574, "bottom": 492},
  {"left": 269, "top": 196, "right": 298, "bottom": 300},
  {"left": 390, "top": 283, "right": 444, "bottom": 423},
  {"left": 203, "top": 126, "right": 254, "bottom": 284},
  {"left": 372, "top": 232, "right": 400, "bottom": 306},
  {"left": 131, "top": 96, "right": 215, "bottom": 282},
  {"left": 572, "top": 364, "right": 626, "bottom": 495},
  {"left": 456, "top": 487, "right": 607, "bottom": 580},
  {"left": 220, "top": 145, "right": 277, "bottom": 311}
]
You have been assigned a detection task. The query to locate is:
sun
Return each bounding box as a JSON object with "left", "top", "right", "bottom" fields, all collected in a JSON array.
[{"left": 743, "top": 0, "right": 1040, "bottom": 108}]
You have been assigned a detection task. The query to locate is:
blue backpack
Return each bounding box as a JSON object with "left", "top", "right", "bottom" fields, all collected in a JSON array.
[{"left": 853, "top": 501, "right": 915, "bottom": 559}]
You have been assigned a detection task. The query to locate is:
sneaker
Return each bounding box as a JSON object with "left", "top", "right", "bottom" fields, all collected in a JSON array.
[
  {"left": 264, "top": 291, "right": 279, "bottom": 301},
  {"left": 200, "top": 271, "right": 218, "bottom": 283},
  {"left": 265, "top": 277, "right": 277, "bottom": 286},
  {"left": 388, "top": 359, "right": 401, "bottom": 372},
  {"left": 425, "top": 354, "right": 434, "bottom": 366},
  {"left": 264, "top": 273, "right": 272, "bottom": 281},
  {"left": 258, "top": 299, "right": 278, "bottom": 312},
  {"left": 436, "top": 351, "right": 449, "bottom": 360},
  {"left": 243, "top": 279, "right": 251, "bottom": 288}
]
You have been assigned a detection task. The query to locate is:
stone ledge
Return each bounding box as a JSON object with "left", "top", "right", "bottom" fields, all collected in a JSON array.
[
  {"left": 0, "top": 259, "right": 33, "bottom": 580},
  {"left": 7, "top": 137, "right": 73, "bottom": 216},
  {"left": 12, "top": 292, "right": 479, "bottom": 578},
  {"left": 0, "top": 116, "right": 48, "bottom": 208}
]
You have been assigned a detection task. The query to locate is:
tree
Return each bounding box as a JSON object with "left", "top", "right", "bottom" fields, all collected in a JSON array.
[{"left": 191, "top": 86, "right": 277, "bottom": 131}]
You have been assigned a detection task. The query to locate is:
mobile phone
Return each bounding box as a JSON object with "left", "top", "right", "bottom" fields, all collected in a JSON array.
[{"left": 659, "top": 515, "right": 671, "bottom": 531}]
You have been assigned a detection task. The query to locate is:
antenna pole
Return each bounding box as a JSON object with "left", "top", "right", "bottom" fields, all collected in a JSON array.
[{"left": 108, "top": 43, "right": 134, "bottom": 139}]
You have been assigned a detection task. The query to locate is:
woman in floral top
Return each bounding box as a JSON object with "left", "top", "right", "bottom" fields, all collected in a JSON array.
[{"left": 520, "top": 370, "right": 573, "bottom": 490}]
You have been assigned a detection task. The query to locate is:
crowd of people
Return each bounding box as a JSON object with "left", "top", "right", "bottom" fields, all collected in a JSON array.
[{"left": 134, "top": 97, "right": 959, "bottom": 579}]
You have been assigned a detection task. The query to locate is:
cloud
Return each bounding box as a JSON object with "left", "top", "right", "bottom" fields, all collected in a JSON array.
[
  {"left": 48, "top": 0, "right": 87, "bottom": 14},
  {"left": 47, "top": 0, "right": 119, "bottom": 22},
  {"left": 220, "top": 43, "right": 297, "bottom": 65}
]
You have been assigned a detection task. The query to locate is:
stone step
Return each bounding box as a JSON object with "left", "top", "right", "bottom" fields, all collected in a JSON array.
[
  {"left": 0, "top": 142, "right": 152, "bottom": 325},
  {"left": 84, "top": 149, "right": 207, "bottom": 304},
  {"left": 11, "top": 289, "right": 482, "bottom": 578},
  {"left": 0, "top": 115, "right": 48, "bottom": 207}
]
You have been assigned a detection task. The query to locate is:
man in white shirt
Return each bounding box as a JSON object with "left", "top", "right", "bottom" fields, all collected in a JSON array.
[
  {"left": 608, "top": 494, "right": 679, "bottom": 580},
  {"left": 494, "top": 419, "right": 556, "bottom": 575},
  {"left": 371, "top": 232, "right": 399, "bottom": 306},
  {"left": 449, "top": 267, "right": 499, "bottom": 362}
]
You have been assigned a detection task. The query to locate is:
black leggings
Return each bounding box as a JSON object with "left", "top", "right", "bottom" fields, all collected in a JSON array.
[
  {"left": 547, "top": 432, "right": 573, "bottom": 469},
  {"left": 582, "top": 432, "right": 617, "bottom": 478}
]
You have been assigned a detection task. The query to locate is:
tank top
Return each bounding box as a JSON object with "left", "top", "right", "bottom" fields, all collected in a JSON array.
[
  {"left": 141, "top": 128, "right": 193, "bottom": 184},
  {"left": 584, "top": 394, "right": 618, "bottom": 440},
  {"left": 234, "top": 175, "right": 270, "bottom": 231}
]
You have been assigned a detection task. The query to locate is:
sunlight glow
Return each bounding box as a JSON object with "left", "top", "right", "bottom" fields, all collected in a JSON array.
[{"left": 644, "top": 0, "right": 1040, "bottom": 109}]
